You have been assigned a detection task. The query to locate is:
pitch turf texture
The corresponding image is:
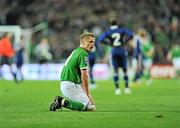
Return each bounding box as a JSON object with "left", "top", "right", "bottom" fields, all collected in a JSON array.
[{"left": 0, "top": 79, "right": 180, "bottom": 128}]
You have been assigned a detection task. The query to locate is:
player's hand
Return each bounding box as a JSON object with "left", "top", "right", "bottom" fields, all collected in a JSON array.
[
  {"left": 87, "top": 95, "right": 96, "bottom": 111},
  {"left": 88, "top": 95, "right": 95, "bottom": 105}
]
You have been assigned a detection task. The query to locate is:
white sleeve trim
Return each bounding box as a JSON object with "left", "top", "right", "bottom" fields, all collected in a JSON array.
[{"left": 80, "top": 67, "right": 87, "bottom": 70}]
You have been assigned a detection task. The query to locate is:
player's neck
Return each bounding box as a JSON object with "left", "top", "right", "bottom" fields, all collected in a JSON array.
[
  {"left": 110, "top": 25, "right": 118, "bottom": 29},
  {"left": 80, "top": 45, "right": 87, "bottom": 51}
]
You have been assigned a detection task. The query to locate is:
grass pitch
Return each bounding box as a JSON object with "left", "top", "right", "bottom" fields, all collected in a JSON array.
[{"left": 0, "top": 79, "right": 180, "bottom": 128}]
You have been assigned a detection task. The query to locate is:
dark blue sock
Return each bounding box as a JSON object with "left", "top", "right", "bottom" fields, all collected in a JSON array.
[
  {"left": 12, "top": 72, "right": 18, "bottom": 83},
  {"left": 113, "top": 74, "right": 119, "bottom": 88},
  {"left": 124, "top": 75, "right": 129, "bottom": 88},
  {"left": 133, "top": 71, "right": 141, "bottom": 81}
]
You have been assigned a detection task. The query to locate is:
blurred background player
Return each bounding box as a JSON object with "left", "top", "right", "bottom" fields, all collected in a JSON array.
[
  {"left": 131, "top": 32, "right": 143, "bottom": 83},
  {"left": 138, "top": 29, "right": 154, "bottom": 85},
  {"left": 34, "top": 37, "right": 52, "bottom": 64},
  {"left": 15, "top": 35, "right": 24, "bottom": 82},
  {"left": 0, "top": 32, "right": 18, "bottom": 82},
  {"left": 167, "top": 41, "right": 180, "bottom": 77},
  {"left": 50, "top": 32, "right": 96, "bottom": 111},
  {"left": 34, "top": 37, "right": 52, "bottom": 79},
  {"left": 96, "top": 19, "right": 133, "bottom": 95}
]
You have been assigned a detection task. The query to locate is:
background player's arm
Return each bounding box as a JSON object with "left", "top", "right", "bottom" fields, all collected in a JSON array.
[
  {"left": 96, "top": 31, "right": 112, "bottom": 46},
  {"left": 123, "top": 29, "right": 134, "bottom": 42},
  {"left": 147, "top": 47, "right": 154, "bottom": 57}
]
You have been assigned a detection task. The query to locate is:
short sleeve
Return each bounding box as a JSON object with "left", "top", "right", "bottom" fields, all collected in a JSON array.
[{"left": 79, "top": 52, "right": 88, "bottom": 70}]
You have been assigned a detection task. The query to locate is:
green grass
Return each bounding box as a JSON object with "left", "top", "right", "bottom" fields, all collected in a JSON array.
[{"left": 0, "top": 79, "right": 180, "bottom": 128}]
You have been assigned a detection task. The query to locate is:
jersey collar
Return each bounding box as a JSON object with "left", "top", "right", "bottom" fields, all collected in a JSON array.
[{"left": 110, "top": 25, "right": 118, "bottom": 29}]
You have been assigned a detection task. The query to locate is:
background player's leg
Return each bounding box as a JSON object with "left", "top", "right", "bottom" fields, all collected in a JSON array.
[
  {"left": 89, "top": 66, "right": 94, "bottom": 84},
  {"left": 123, "top": 68, "right": 131, "bottom": 94},
  {"left": 89, "top": 64, "right": 96, "bottom": 89},
  {"left": 8, "top": 57, "right": 18, "bottom": 83},
  {"left": 121, "top": 51, "right": 131, "bottom": 94},
  {"left": 113, "top": 67, "right": 121, "bottom": 95},
  {"left": 133, "top": 67, "right": 143, "bottom": 83},
  {"left": 123, "top": 69, "right": 129, "bottom": 88},
  {"left": 113, "top": 67, "right": 119, "bottom": 89},
  {"left": 17, "top": 66, "right": 24, "bottom": 81},
  {"left": 88, "top": 55, "right": 96, "bottom": 89},
  {"left": 111, "top": 52, "right": 121, "bottom": 95}
]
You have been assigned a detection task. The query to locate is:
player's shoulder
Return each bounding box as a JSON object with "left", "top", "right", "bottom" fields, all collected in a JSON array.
[{"left": 75, "top": 47, "right": 88, "bottom": 55}]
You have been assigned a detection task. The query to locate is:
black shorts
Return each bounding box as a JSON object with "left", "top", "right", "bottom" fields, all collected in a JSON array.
[
  {"left": 0, "top": 56, "right": 13, "bottom": 66},
  {"left": 38, "top": 59, "right": 48, "bottom": 64}
]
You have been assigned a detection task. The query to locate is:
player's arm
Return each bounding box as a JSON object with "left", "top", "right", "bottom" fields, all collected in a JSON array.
[
  {"left": 122, "top": 28, "right": 133, "bottom": 42},
  {"left": 81, "top": 69, "right": 95, "bottom": 104},
  {"left": 96, "top": 31, "right": 111, "bottom": 60},
  {"left": 79, "top": 52, "right": 95, "bottom": 104},
  {"left": 148, "top": 46, "right": 154, "bottom": 57},
  {"left": 96, "top": 31, "right": 111, "bottom": 46},
  {"left": 81, "top": 69, "right": 89, "bottom": 95},
  {"left": 79, "top": 53, "right": 89, "bottom": 96}
]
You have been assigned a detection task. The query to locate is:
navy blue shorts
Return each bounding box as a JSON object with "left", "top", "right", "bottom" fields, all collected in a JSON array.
[{"left": 111, "top": 47, "right": 128, "bottom": 71}]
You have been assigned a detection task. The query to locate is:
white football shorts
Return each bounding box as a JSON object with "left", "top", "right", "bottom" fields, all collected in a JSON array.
[
  {"left": 173, "top": 58, "right": 180, "bottom": 70},
  {"left": 60, "top": 81, "right": 90, "bottom": 106}
]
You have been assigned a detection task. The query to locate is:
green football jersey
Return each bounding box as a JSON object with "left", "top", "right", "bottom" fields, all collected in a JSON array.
[
  {"left": 170, "top": 46, "right": 180, "bottom": 58},
  {"left": 60, "top": 47, "right": 88, "bottom": 84},
  {"left": 142, "top": 41, "right": 154, "bottom": 58}
]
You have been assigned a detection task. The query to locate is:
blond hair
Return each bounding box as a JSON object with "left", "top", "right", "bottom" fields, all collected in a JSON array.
[{"left": 80, "top": 32, "right": 95, "bottom": 45}]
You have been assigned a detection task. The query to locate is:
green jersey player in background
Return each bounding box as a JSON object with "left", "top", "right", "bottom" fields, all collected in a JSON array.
[
  {"left": 50, "top": 32, "right": 96, "bottom": 111},
  {"left": 167, "top": 42, "right": 180, "bottom": 77},
  {"left": 140, "top": 29, "right": 154, "bottom": 85}
]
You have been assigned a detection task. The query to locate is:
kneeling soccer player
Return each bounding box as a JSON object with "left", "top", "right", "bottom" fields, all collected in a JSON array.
[{"left": 50, "top": 32, "right": 96, "bottom": 111}]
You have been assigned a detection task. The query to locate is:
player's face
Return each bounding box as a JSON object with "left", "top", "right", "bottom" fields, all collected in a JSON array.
[{"left": 83, "top": 36, "right": 95, "bottom": 52}]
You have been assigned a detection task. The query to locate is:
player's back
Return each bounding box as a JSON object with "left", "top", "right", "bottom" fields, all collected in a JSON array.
[{"left": 98, "top": 26, "right": 133, "bottom": 48}]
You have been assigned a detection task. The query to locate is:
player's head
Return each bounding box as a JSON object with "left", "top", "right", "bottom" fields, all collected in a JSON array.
[
  {"left": 80, "top": 32, "right": 95, "bottom": 52},
  {"left": 109, "top": 18, "right": 117, "bottom": 26},
  {"left": 137, "top": 28, "right": 146, "bottom": 38},
  {"left": 4, "top": 32, "right": 12, "bottom": 39},
  {"left": 40, "top": 37, "right": 48, "bottom": 45}
]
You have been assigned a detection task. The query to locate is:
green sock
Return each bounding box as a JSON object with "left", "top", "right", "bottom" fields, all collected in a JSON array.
[
  {"left": 143, "top": 70, "right": 150, "bottom": 80},
  {"left": 63, "top": 99, "right": 86, "bottom": 111}
]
